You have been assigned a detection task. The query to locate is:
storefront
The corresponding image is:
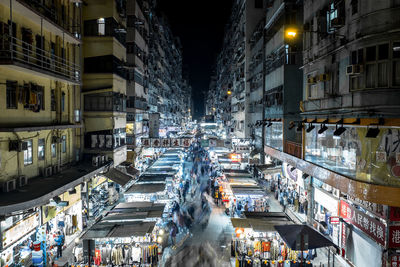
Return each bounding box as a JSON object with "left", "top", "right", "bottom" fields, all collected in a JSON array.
[
  {"left": 230, "top": 212, "right": 316, "bottom": 266},
  {"left": 339, "top": 200, "right": 386, "bottom": 267},
  {"left": 0, "top": 212, "right": 40, "bottom": 267},
  {"left": 312, "top": 186, "right": 340, "bottom": 245}
]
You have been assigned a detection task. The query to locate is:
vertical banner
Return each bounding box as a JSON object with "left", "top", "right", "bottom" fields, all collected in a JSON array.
[{"left": 149, "top": 113, "right": 160, "bottom": 138}]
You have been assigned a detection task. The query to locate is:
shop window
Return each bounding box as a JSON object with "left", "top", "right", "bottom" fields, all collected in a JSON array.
[
  {"left": 51, "top": 143, "right": 56, "bottom": 158},
  {"left": 97, "top": 18, "right": 105, "bottom": 35},
  {"left": 24, "top": 140, "right": 33, "bottom": 165},
  {"left": 366, "top": 64, "right": 377, "bottom": 88},
  {"left": 61, "top": 135, "right": 66, "bottom": 153},
  {"left": 38, "top": 138, "right": 45, "bottom": 160},
  {"left": 6, "top": 81, "right": 17, "bottom": 109}
]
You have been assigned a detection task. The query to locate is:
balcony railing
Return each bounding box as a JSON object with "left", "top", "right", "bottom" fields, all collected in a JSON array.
[
  {"left": 0, "top": 35, "right": 80, "bottom": 83},
  {"left": 17, "top": 0, "right": 81, "bottom": 38},
  {"left": 284, "top": 140, "right": 302, "bottom": 159}
]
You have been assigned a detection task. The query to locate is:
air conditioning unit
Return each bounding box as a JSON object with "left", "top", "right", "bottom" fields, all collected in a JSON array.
[
  {"left": 92, "top": 156, "right": 99, "bottom": 167},
  {"left": 53, "top": 165, "right": 60, "bottom": 174},
  {"left": 318, "top": 73, "right": 331, "bottom": 82},
  {"left": 2, "top": 179, "right": 16, "bottom": 192},
  {"left": 307, "top": 77, "right": 317, "bottom": 84},
  {"left": 9, "top": 140, "right": 28, "bottom": 152},
  {"left": 346, "top": 64, "right": 363, "bottom": 75},
  {"left": 17, "top": 175, "right": 28, "bottom": 187}
]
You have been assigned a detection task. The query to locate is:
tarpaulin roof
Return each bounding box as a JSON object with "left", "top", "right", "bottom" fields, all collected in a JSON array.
[
  {"left": 103, "top": 168, "right": 133, "bottom": 186},
  {"left": 228, "top": 178, "right": 258, "bottom": 185},
  {"left": 274, "top": 224, "right": 336, "bottom": 250},
  {"left": 125, "top": 183, "right": 166, "bottom": 194},
  {"left": 82, "top": 221, "right": 155, "bottom": 239},
  {"left": 103, "top": 210, "right": 163, "bottom": 221},
  {"left": 223, "top": 169, "right": 250, "bottom": 174},
  {"left": 112, "top": 202, "right": 165, "bottom": 212},
  {"left": 230, "top": 185, "right": 265, "bottom": 196}
]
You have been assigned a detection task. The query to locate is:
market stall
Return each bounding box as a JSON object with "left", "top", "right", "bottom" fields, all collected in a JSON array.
[
  {"left": 124, "top": 183, "right": 167, "bottom": 203},
  {"left": 230, "top": 212, "right": 317, "bottom": 266}
]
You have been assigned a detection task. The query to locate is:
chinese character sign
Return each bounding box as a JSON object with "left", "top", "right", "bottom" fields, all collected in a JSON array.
[
  {"left": 391, "top": 255, "right": 400, "bottom": 267},
  {"left": 340, "top": 200, "right": 386, "bottom": 246},
  {"left": 161, "top": 139, "right": 171, "bottom": 147},
  {"left": 141, "top": 138, "right": 150, "bottom": 147},
  {"left": 389, "top": 226, "right": 400, "bottom": 248},
  {"left": 152, "top": 138, "right": 161, "bottom": 147},
  {"left": 141, "top": 138, "right": 191, "bottom": 147},
  {"left": 171, "top": 139, "right": 180, "bottom": 147},
  {"left": 182, "top": 139, "right": 190, "bottom": 147}
]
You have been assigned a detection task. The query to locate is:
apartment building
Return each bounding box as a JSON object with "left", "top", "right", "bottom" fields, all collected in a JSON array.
[{"left": 82, "top": 0, "right": 128, "bottom": 167}]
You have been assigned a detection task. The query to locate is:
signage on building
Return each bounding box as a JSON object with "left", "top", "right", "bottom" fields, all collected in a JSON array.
[
  {"left": 389, "top": 226, "right": 400, "bottom": 248},
  {"left": 149, "top": 113, "right": 160, "bottom": 138},
  {"left": 2, "top": 213, "right": 39, "bottom": 248},
  {"left": 230, "top": 153, "right": 241, "bottom": 163},
  {"left": 141, "top": 138, "right": 192, "bottom": 148},
  {"left": 314, "top": 188, "right": 339, "bottom": 216},
  {"left": 234, "top": 146, "right": 250, "bottom": 153},
  {"left": 390, "top": 207, "right": 400, "bottom": 221},
  {"left": 391, "top": 255, "right": 400, "bottom": 267},
  {"left": 340, "top": 200, "right": 386, "bottom": 246},
  {"left": 330, "top": 216, "right": 340, "bottom": 224}
]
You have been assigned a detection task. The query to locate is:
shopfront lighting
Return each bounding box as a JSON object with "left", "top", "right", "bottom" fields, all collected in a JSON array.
[
  {"left": 306, "top": 123, "right": 315, "bottom": 133},
  {"left": 157, "top": 236, "right": 163, "bottom": 243},
  {"left": 159, "top": 229, "right": 165, "bottom": 235},
  {"left": 318, "top": 124, "right": 328, "bottom": 134},
  {"left": 286, "top": 29, "right": 297, "bottom": 38},
  {"left": 333, "top": 124, "right": 346, "bottom": 137},
  {"left": 227, "top": 90, "right": 232, "bottom": 95},
  {"left": 365, "top": 127, "right": 380, "bottom": 138}
]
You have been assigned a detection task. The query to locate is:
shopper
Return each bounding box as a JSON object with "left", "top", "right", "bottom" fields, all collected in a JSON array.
[{"left": 55, "top": 231, "right": 65, "bottom": 259}]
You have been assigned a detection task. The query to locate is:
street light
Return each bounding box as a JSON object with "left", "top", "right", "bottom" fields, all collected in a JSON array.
[
  {"left": 286, "top": 28, "right": 298, "bottom": 38},
  {"left": 285, "top": 26, "right": 345, "bottom": 40},
  {"left": 227, "top": 90, "right": 232, "bottom": 95}
]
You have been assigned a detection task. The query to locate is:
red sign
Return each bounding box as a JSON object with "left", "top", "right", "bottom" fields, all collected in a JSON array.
[
  {"left": 330, "top": 216, "right": 340, "bottom": 224},
  {"left": 389, "top": 226, "right": 400, "bottom": 248},
  {"left": 340, "top": 200, "right": 386, "bottom": 246},
  {"left": 391, "top": 255, "right": 400, "bottom": 267},
  {"left": 390, "top": 207, "right": 400, "bottom": 222}
]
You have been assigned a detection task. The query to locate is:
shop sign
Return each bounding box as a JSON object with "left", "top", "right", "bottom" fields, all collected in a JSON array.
[
  {"left": 2, "top": 213, "right": 39, "bottom": 248},
  {"left": 390, "top": 207, "right": 400, "bottom": 221},
  {"left": 230, "top": 153, "right": 241, "bottom": 163},
  {"left": 340, "top": 200, "right": 386, "bottom": 246},
  {"left": 347, "top": 195, "right": 386, "bottom": 219},
  {"left": 141, "top": 138, "right": 192, "bottom": 147},
  {"left": 330, "top": 216, "right": 340, "bottom": 224},
  {"left": 391, "top": 254, "right": 400, "bottom": 267},
  {"left": 235, "top": 146, "right": 250, "bottom": 153},
  {"left": 314, "top": 188, "right": 339, "bottom": 216},
  {"left": 389, "top": 226, "right": 400, "bottom": 248}
]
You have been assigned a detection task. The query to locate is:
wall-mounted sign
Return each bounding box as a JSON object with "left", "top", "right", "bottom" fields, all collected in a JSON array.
[
  {"left": 330, "top": 216, "right": 340, "bottom": 224},
  {"left": 389, "top": 226, "right": 400, "bottom": 248},
  {"left": 340, "top": 200, "right": 386, "bottom": 247}
]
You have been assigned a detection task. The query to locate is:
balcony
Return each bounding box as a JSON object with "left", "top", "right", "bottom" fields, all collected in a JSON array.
[
  {"left": 284, "top": 140, "right": 302, "bottom": 159},
  {"left": 0, "top": 35, "right": 80, "bottom": 84},
  {"left": 17, "top": 0, "right": 81, "bottom": 39}
]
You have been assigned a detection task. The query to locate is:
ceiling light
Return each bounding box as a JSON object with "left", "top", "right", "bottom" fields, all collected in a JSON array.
[
  {"left": 306, "top": 123, "right": 315, "bottom": 133},
  {"left": 318, "top": 124, "right": 328, "bottom": 134},
  {"left": 333, "top": 124, "right": 346, "bottom": 137},
  {"left": 365, "top": 127, "right": 380, "bottom": 138}
]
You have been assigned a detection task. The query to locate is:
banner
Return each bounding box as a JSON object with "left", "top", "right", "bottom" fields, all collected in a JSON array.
[
  {"left": 340, "top": 200, "right": 386, "bottom": 246},
  {"left": 141, "top": 138, "right": 192, "bottom": 148}
]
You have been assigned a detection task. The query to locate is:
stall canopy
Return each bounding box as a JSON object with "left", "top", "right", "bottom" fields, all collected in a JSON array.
[
  {"left": 125, "top": 183, "right": 166, "bottom": 194},
  {"left": 231, "top": 212, "right": 292, "bottom": 232},
  {"left": 231, "top": 185, "right": 265, "bottom": 196},
  {"left": 137, "top": 175, "right": 168, "bottom": 183},
  {"left": 82, "top": 221, "right": 155, "bottom": 239},
  {"left": 274, "top": 224, "right": 337, "bottom": 250},
  {"left": 103, "top": 168, "right": 133, "bottom": 187},
  {"left": 112, "top": 202, "right": 165, "bottom": 212},
  {"left": 228, "top": 178, "right": 258, "bottom": 186}
]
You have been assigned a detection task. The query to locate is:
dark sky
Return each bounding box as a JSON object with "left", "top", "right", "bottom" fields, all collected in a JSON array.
[{"left": 157, "top": 0, "right": 233, "bottom": 120}]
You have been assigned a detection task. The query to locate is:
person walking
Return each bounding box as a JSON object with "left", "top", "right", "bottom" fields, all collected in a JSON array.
[{"left": 55, "top": 231, "right": 65, "bottom": 259}]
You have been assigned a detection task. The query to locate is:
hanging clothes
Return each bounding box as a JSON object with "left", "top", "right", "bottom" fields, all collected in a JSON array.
[{"left": 93, "top": 249, "right": 101, "bottom": 266}]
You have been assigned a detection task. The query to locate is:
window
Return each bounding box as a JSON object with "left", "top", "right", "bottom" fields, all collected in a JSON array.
[
  {"left": 6, "top": 81, "right": 17, "bottom": 109},
  {"left": 393, "top": 42, "right": 400, "bottom": 86},
  {"left": 97, "top": 18, "right": 105, "bottom": 35},
  {"left": 38, "top": 139, "right": 45, "bottom": 160},
  {"left": 351, "top": 0, "right": 358, "bottom": 15},
  {"left": 61, "top": 92, "right": 65, "bottom": 112},
  {"left": 61, "top": 135, "right": 66, "bottom": 153},
  {"left": 51, "top": 90, "right": 56, "bottom": 111},
  {"left": 51, "top": 143, "right": 56, "bottom": 158},
  {"left": 24, "top": 140, "right": 33, "bottom": 165}
]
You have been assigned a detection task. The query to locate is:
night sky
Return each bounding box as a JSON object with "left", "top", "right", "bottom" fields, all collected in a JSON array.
[{"left": 157, "top": 0, "right": 233, "bottom": 120}]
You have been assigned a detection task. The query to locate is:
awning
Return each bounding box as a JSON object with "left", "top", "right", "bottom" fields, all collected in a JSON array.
[
  {"left": 126, "top": 167, "right": 140, "bottom": 177},
  {"left": 231, "top": 212, "right": 293, "bottom": 232},
  {"left": 82, "top": 221, "right": 155, "bottom": 239},
  {"left": 103, "top": 168, "right": 133, "bottom": 187},
  {"left": 231, "top": 185, "right": 265, "bottom": 197},
  {"left": 125, "top": 183, "right": 166, "bottom": 194},
  {"left": 228, "top": 178, "right": 258, "bottom": 186},
  {"left": 112, "top": 202, "right": 165, "bottom": 212}
]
